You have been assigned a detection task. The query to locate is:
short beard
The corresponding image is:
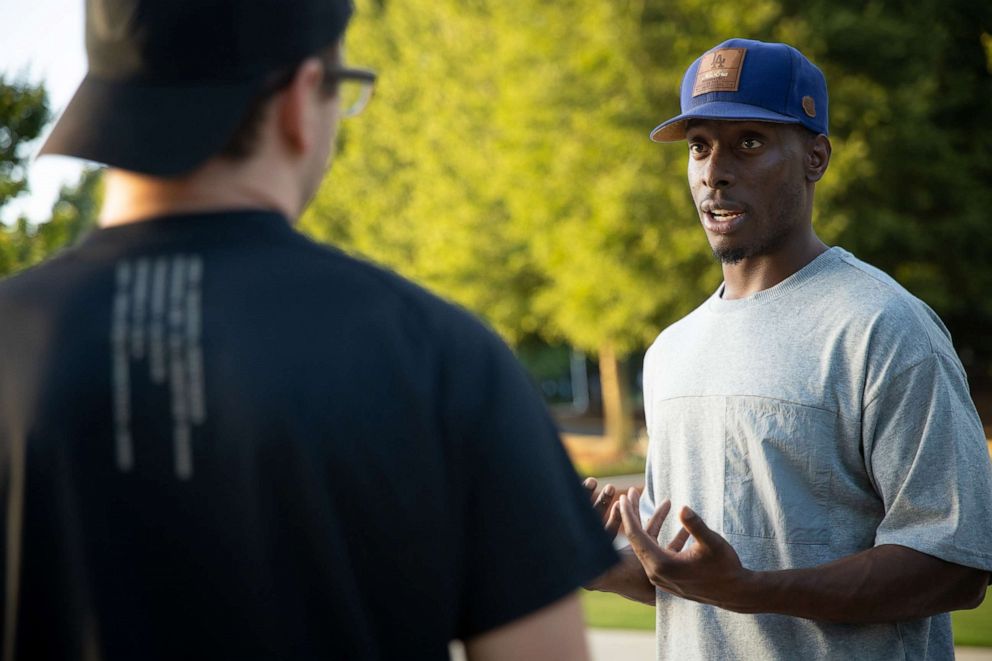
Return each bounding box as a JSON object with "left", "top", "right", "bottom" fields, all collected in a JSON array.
[
  {"left": 712, "top": 245, "right": 749, "bottom": 265},
  {"left": 711, "top": 229, "right": 789, "bottom": 264}
]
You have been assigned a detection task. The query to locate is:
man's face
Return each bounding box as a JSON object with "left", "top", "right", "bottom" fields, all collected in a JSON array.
[{"left": 686, "top": 120, "right": 811, "bottom": 264}]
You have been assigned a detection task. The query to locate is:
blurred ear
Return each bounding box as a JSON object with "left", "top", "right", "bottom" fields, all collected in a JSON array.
[
  {"left": 274, "top": 57, "right": 324, "bottom": 156},
  {"left": 806, "top": 134, "right": 831, "bottom": 183}
]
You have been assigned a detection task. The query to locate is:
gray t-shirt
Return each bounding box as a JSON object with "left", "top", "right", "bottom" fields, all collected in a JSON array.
[{"left": 641, "top": 247, "right": 992, "bottom": 661}]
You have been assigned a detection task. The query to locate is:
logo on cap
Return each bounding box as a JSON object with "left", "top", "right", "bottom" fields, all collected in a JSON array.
[
  {"left": 802, "top": 96, "right": 816, "bottom": 117},
  {"left": 692, "top": 48, "right": 747, "bottom": 97}
]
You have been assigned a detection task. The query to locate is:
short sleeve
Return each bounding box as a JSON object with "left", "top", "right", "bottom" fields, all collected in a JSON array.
[
  {"left": 863, "top": 352, "right": 992, "bottom": 571},
  {"left": 442, "top": 320, "right": 618, "bottom": 638},
  {"left": 639, "top": 343, "right": 658, "bottom": 522}
]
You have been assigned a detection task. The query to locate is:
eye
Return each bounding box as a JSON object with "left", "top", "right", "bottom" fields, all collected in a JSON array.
[
  {"left": 740, "top": 137, "right": 764, "bottom": 150},
  {"left": 688, "top": 141, "right": 707, "bottom": 156}
]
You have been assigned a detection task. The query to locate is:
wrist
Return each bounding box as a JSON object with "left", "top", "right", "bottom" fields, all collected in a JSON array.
[{"left": 726, "top": 568, "right": 768, "bottom": 614}]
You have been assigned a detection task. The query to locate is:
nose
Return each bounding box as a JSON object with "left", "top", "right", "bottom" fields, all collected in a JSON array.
[{"left": 700, "top": 146, "right": 736, "bottom": 190}]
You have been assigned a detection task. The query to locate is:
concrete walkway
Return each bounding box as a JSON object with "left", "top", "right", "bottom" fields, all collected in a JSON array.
[
  {"left": 586, "top": 630, "right": 992, "bottom": 660},
  {"left": 451, "top": 629, "right": 992, "bottom": 659},
  {"left": 586, "top": 629, "right": 652, "bottom": 659}
]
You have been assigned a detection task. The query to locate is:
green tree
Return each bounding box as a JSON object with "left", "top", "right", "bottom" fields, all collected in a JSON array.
[
  {"left": 302, "top": 1, "right": 549, "bottom": 345},
  {"left": 0, "top": 76, "right": 49, "bottom": 213},
  {"left": 0, "top": 168, "right": 103, "bottom": 277},
  {"left": 304, "top": 0, "right": 992, "bottom": 456},
  {"left": 304, "top": 0, "right": 796, "bottom": 454},
  {"left": 772, "top": 0, "right": 992, "bottom": 385},
  {"left": 522, "top": 0, "right": 790, "bottom": 453}
]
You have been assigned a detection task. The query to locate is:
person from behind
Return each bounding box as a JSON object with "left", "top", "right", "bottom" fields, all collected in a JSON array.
[{"left": 0, "top": 1, "right": 617, "bottom": 659}]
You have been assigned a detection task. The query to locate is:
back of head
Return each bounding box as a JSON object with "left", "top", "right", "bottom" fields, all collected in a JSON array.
[{"left": 40, "top": 0, "right": 353, "bottom": 176}]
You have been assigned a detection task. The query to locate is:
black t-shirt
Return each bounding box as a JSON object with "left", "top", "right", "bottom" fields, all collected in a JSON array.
[{"left": 0, "top": 210, "right": 617, "bottom": 660}]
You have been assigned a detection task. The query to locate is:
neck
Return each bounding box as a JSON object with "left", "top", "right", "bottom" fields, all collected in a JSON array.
[
  {"left": 720, "top": 231, "right": 828, "bottom": 300},
  {"left": 99, "top": 159, "right": 299, "bottom": 227}
]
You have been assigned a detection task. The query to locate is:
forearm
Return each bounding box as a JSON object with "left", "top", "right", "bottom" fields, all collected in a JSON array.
[
  {"left": 465, "top": 593, "right": 590, "bottom": 661},
  {"left": 734, "top": 544, "right": 989, "bottom": 623},
  {"left": 586, "top": 547, "right": 657, "bottom": 606}
]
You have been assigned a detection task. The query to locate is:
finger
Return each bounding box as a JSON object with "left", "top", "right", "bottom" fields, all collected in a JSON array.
[
  {"left": 624, "top": 487, "right": 642, "bottom": 525},
  {"left": 593, "top": 484, "right": 616, "bottom": 514},
  {"left": 645, "top": 498, "right": 671, "bottom": 540},
  {"left": 679, "top": 506, "right": 720, "bottom": 548},
  {"left": 617, "top": 494, "right": 642, "bottom": 540},
  {"left": 582, "top": 477, "right": 597, "bottom": 494},
  {"left": 667, "top": 527, "right": 691, "bottom": 552},
  {"left": 604, "top": 501, "right": 622, "bottom": 538},
  {"left": 618, "top": 491, "right": 663, "bottom": 557}
]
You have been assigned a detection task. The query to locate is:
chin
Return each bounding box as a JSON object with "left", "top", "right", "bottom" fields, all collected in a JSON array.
[
  {"left": 712, "top": 248, "right": 749, "bottom": 265},
  {"left": 709, "top": 238, "right": 753, "bottom": 265}
]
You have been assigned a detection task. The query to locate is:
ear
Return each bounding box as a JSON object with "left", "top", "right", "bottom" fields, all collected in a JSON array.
[
  {"left": 275, "top": 57, "right": 325, "bottom": 156},
  {"left": 805, "top": 134, "right": 831, "bottom": 183}
]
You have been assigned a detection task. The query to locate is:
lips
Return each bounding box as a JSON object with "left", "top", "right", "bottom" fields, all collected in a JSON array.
[{"left": 702, "top": 206, "right": 747, "bottom": 235}]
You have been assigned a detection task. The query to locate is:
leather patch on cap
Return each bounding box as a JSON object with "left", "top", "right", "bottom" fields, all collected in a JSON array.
[
  {"left": 802, "top": 96, "right": 816, "bottom": 117},
  {"left": 692, "top": 48, "right": 747, "bottom": 96}
]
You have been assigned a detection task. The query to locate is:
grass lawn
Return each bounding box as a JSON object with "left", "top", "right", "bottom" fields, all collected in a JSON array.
[
  {"left": 582, "top": 590, "right": 992, "bottom": 647},
  {"left": 582, "top": 591, "right": 654, "bottom": 631},
  {"left": 952, "top": 594, "right": 992, "bottom": 647}
]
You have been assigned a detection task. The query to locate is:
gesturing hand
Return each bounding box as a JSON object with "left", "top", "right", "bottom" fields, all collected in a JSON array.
[
  {"left": 617, "top": 488, "right": 757, "bottom": 613},
  {"left": 582, "top": 477, "right": 622, "bottom": 541}
]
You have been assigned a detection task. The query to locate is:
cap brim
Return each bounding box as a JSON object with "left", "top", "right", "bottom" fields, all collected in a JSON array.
[
  {"left": 39, "top": 74, "right": 264, "bottom": 176},
  {"left": 649, "top": 101, "right": 801, "bottom": 142}
]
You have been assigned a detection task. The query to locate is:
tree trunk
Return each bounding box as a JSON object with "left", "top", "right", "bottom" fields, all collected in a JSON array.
[{"left": 598, "top": 343, "right": 633, "bottom": 458}]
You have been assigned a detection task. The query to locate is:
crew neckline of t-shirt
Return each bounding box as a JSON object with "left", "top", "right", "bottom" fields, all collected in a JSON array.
[
  {"left": 78, "top": 209, "right": 294, "bottom": 250},
  {"left": 706, "top": 247, "right": 845, "bottom": 314}
]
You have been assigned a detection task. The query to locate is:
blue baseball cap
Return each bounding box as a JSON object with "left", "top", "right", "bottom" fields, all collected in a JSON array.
[{"left": 650, "top": 38, "right": 829, "bottom": 142}]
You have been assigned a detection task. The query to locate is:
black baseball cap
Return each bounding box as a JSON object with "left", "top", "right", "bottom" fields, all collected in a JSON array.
[{"left": 39, "top": 0, "right": 353, "bottom": 176}]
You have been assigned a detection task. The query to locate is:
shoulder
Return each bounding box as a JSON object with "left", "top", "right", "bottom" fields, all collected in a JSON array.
[
  {"left": 644, "top": 292, "right": 714, "bottom": 370},
  {"left": 279, "top": 232, "right": 480, "bottom": 321},
  {"left": 823, "top": 248, "right": 963, "bottom": 397},
  {"left": 288, "top": 233, "right": 510, "bottom": 359},
  {"left": 826, "top": 249, "right": 952, "bottom": 351},
  {"left": 0, "top": 247, "right": 82, "bottom": 310}
]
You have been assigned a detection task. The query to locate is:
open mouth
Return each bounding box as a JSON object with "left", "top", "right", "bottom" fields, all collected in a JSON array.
[{"left": 703, "top": 209, "right": 746, "bottom": 234}]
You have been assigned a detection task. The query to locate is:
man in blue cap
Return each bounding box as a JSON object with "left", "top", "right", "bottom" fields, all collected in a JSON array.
[
  {"left": 0, "top": 1, "right": 618, "bottom": 658},
  {"left": 585, "top": 38, "right": 992, "bottom": 660}
]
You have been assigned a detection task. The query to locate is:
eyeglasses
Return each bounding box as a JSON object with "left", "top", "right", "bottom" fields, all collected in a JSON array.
[{"left": 322, "top": 66, "right": 377, "bottom": 119}]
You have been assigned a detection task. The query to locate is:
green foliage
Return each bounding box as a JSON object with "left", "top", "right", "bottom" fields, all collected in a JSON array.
[
  {"left": 0, "top": 168, "right": 103, "bottom": 278},
  {"left": 773, "top": 1, "right": 992, "bottom": 382},
  {"left": 306, "top": 0, "right": 992, "bottom": 380},
  {"left": 0, "top": 76, "right": 49, "bottom": 212},
  {"left": 303, "top": 0, "right": 723, "bottom": 351},
  {"left": 515, "top": 342, "right": 572, "bottom": 384},
  {"left": 302, "top": 1, "right": 549, "bottom": 344}
]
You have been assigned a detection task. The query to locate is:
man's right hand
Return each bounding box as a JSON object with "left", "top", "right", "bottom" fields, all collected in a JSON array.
[
  {"left": 582, "top": 477, "right": 656, "bottom": 605},
  {"left": 582, "top": 477, "right": 622, "bottom": 541}
]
